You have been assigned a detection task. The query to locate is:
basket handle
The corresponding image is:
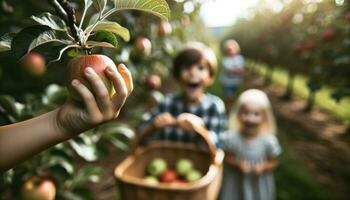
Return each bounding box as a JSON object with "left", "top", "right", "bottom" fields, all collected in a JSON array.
[{"left": 130, "top": 123, "right": 218, "bottom": 160}]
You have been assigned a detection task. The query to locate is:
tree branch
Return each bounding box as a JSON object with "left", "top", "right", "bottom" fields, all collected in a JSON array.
[
  {"left": 48, "top": 0, "right": 68, "bottom": 22},
  {"left": 50, "top": 0, "right": 80, "bottom": 44}
]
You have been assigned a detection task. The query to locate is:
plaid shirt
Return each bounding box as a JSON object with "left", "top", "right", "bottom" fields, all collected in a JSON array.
[{"left": 139, "top": 92, "right": 227, "bottom": 146}]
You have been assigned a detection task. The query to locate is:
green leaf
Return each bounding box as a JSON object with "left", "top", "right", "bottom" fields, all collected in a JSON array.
[
  {"left": 0, "top": 33, "right": 15, "bottom": 52},
  {"left": 84, "top": 0, "right": 93, "bottom": 8},
  {"left": 73, "top": 166, "right": 105, "bottom": 186},
  {"left": 31, "top": 12, "right": 67, "bottom": 31},
  {"left": 113, "top": 0, "right": 170, "bottom": 20},
  {"left": 88, "top": 30, "right": 118, "bottom": 47},
  {"left": 11, "top": 25, "right": 52, "bottom": 59},
  {"left": 91, "top": 21, "right": 130, "bottom": 41},
  {"left": 28, "top": 30, "right": 70, "bottom": 52},
  {"left": 86, "top": 41, "right": 116, "bottom": 48},
  {"left": 69, "top": 135, "right": 98, "bottom": 161},
  {"left": 0, "top": 95, "right": 19, "bottom": 119},
  {"left": 93, "top": 0, "right": 107, "bottom": 12}
]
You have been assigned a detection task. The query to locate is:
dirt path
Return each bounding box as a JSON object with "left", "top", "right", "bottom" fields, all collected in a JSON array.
[{"left": 245, "top": 73, "right": 350, "bottom": 199}]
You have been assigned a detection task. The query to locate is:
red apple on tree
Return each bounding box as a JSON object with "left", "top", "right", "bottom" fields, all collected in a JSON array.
[
  {"left": 158, "top": 20, "right": 172, "bottom": 37},
  {"left": 322, "top": 28, "right": 336, "bottom": 41},
  {"left": 345, "top": 11, "right": 350, "bottom": 22},
  {"left": 21, "top": 176, "right": 56, "bottom": 200},
  {"left": 135, "top": 37, "right": 152, "bottom": 55},
  {"left": 67, "top": 54, "right": 118, "bottom": 101},
  {"left": 145, "top": 74, "right": 161, "bottom": 90},
  {"left": 0, "top": 0, "right": 170, "bottom": 100},
  {"left": 20, "top": 52, "right": 46, "bottom": 76}
]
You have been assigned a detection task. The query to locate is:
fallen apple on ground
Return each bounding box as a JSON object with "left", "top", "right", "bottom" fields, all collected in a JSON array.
[{"left": 21, "top": 176, "right": 56, "bottom": 200}]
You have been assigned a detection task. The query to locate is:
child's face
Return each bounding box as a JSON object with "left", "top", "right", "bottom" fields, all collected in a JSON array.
[
  {"left": 179, "top": 61, "right": 212, "bottom": 102},
  {"left": 238, "top": 103, "right": 264, "bottom": 135},
  {"left": 225, "top": 45, "right": 238, "bottom": 56}
]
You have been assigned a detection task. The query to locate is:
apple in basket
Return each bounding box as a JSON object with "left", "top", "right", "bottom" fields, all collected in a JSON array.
[
  {"left": 147, "top": 158, "right": 167, "bottom": 176},
  {"left": 176, "top": 158, "right": 193, "bottom": 176},
  {"left": 186, "top": 169, "right": 202, "bottom": 183},
  {"left": 144, "top": 176, "right": 159, "bottom": 184},
  {"left": 159, "top": 169, "right": 177, "bottom": 183}
]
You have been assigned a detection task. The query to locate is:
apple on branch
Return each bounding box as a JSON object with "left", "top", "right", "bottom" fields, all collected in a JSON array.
[{"left": 21, "top": 176, "right": 56, "bottom": 200}]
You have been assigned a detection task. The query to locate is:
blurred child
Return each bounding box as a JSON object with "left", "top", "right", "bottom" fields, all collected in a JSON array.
[
  {"left": 219, "top": 89, "right": 281, "bottom": 200},
  {"left": 220, "top": 39, "right": 245, "bottom": 112},
  {"left": 139, "top": 42, "right": 227, "bottom": 145},
  {"left": 0, "top": 64, "right": 133, "bottom": 171}
]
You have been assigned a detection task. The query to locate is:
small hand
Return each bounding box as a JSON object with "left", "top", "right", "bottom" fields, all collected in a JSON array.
[
  {"left": 153, "top": 112, "right": 177, "bottom": 129},
  {"left": 239, "top": 160, "right": 251, "bottom": 174},
  {"left": 177, "top": 113, "right": 205, "bottom": 133},
  {"left": 253, "top": 163, "right": 265, "bottom": 175},
  {"left": 56, "top": 64, "right": 133, "bottom": 138}
]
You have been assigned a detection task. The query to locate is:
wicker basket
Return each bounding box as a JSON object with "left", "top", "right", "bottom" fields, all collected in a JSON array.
[{"left": 114, "top": 129, "right": 224, "bottom": 200}]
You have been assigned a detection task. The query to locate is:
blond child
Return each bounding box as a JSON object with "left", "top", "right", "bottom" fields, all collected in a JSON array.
[
  {"left": 219, "top": 89, "right": 281, "bottom": 200},
  {"left": 220, "top": 39, "right": 245, "bottom": 112}
]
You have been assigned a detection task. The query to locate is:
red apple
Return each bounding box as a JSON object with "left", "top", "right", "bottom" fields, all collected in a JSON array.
[
  {"left": 160, "top": 169, "right": 177, "bottom": 183},
  {"left": 322, "top": 28, "right": 336, "bottom": 41},
  {"left": 345, "top": 11, "right": 350, "bottom": 22},
  {"left": 172, "top": 179, "right": 187, "bottom": 185},
  {"left": 67, "top": 54, "right": 117, "bottom": 101},
  {"left": 304, "top": 41, "right": 316, "bottom": 51},
  {"left": 20, "top": 52, "right": 46, "bottom": 76},
  {"left": 21, "top": 176, "right": 56, "bottom": 200},
  {"left": 135, "top": 37, "right": 152, "bottom": 55},
  {"left": 158, "top": 20, "right": 172, "bottom": 37},
  {"left": 145, "top": 74, "right": 161, "bottom": 90},
  {"left": 294, "top": 43, "right": 305, "bottom": 55}
]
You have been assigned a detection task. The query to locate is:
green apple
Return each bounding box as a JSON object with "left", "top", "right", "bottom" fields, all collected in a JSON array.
[
  {"left": 144, "top": 176, "right": 159, "bottom": 184},
  {"left": 147, "top": 158, "right": 167, "bottom": 176},
  {"left": 176, "top": 158, "right": 193, "bottom": 176},
  {"left": 186, "top": 169, "right": 202, "bottom": 183}
]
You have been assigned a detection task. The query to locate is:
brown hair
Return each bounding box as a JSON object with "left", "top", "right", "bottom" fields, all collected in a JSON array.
[{"left": 172, "top": 42, "right": 217, "bottom": 80}]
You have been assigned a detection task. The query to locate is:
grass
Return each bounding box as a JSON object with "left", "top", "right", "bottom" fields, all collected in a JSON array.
[
  {"left": 247, "top": 60, "right": 350, "bottom": 126},
  {"left": 275, "top": 129, "right": 330, "bottom": 200}
]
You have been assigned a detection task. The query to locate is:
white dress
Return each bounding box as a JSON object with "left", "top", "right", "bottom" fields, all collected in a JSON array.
[{"left": 219, "top": 132, "right": 282, "bottom": 200}]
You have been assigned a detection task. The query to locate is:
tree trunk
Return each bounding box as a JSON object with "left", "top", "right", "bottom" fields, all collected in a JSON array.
[
  {"left": 304, "top": 91, "right": 316, "bottom": 112},
  {"left": 283, "top": 71, "right": 295, "bottom": 100}
]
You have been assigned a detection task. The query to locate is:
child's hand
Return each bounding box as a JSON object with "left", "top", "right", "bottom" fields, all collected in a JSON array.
[
  {"left": 56, "top": 64, "right": 133, "bottom": 138},
  {"left": 177, "top": 113, "right": 205, "bottom": 133},
  {"left": 239, "top": 160, "right": 251, "bottom": 174},
  {"left": 253, "top": 163, "right": 265, "bottom": 175},
  {"left": 153, "top": 112, "right": 177, "bottom": 129}
]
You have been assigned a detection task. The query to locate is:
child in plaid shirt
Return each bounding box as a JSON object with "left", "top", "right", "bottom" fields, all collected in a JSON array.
[{"left": 139, "top": 42, "right": 227, "bottom": 145}]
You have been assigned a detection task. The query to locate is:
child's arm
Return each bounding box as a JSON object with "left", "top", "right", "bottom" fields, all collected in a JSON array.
[
  {"left": 253, "top": 158, "right": 279, "bottom": 175},
  {"left": 0, "top": 65, "right": 133, "bottom": 171},
  {"left": 138, "top": 112, "right": 177, "bottom": 137},
  {"left": 224, "top": 152, "right": 251, "bottom": 174}
]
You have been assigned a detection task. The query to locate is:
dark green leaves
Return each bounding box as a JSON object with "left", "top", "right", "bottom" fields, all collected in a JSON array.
[
  {"left": 88, "top": 30, "right": 118, "bottom": 48},
  {"left": 31, "top": 12, "right": 67, "bottom": 31},
  {"left": 11, "top": 25, "right": 52, "bottom": 59}
]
